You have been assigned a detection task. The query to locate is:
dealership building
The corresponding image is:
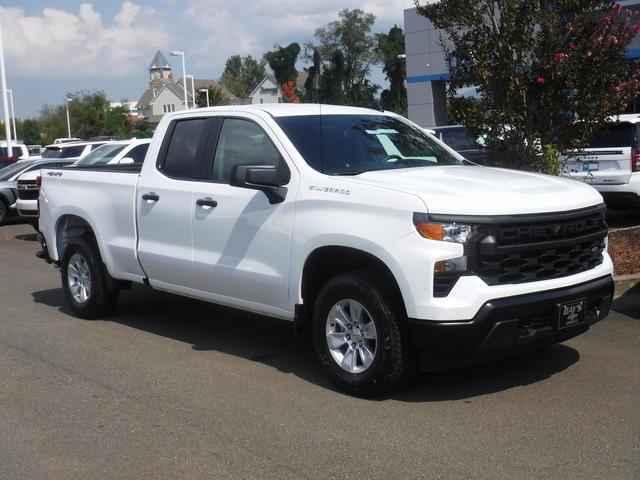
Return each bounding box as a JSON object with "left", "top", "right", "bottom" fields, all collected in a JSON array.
[{"left": 403, "top": 1, "right": 640, "bottom": 127}]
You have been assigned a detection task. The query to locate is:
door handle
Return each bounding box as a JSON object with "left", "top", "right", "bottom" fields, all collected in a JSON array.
[
  {"left": 196, "top": 198, "right": 218, "bottom": 208},
  {"left": 142, "top": 192, "right": 160, "bottom": 202}
]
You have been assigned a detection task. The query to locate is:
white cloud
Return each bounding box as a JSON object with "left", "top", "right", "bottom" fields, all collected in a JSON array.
[
  {"left": 180, "top": 0, "right": 415, "bottom": 76},
  {"left": 0, "top": 2, "right": 169, "bottom": 78}
]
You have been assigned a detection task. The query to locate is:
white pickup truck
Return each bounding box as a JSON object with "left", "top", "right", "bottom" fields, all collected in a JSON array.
[{"left": 37, "top": 104, "right": 614, "bottom": 396}]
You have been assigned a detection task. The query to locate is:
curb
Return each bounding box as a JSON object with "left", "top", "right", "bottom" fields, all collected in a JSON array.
[{"left": 613, "top": 273, "right": 640, "bottom": 299}]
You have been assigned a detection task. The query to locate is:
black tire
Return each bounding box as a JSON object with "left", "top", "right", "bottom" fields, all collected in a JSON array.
[
  {"left": 0, "top": 200, "right": 6, "bottom": 226},
  {"left": 29, "top": 218, "right": 39, "bottom": 232},
  {"left": 312, "top": 270, "right": 413, "bottom": 397},
  {"left": 61, "top": 237, "right": 119, "bottom": 319}
]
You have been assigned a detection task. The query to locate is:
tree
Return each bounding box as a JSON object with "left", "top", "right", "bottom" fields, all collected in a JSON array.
[
  {"left": 196, "top": 85, "right": 232, "bottom": 108},
  {"left": 219, "top": 55, "right": 267, "bottom": 98},
  {"left": 303, "top": 49, "right": 322, "bottom": 103},
  {"left": 418, "top": 1, "right": 640, "bottom": 171},
  {"left": 307, "top": 8, "right": 379, "bottom": 106},
  {"left": 319, "top": 50, "right": 349, "bottom": 105},
  {"left": 17, "top": 119, "right": 42, "bottom": 145},
  {"left": 264, "top": 43, "right": 301, "bottom": 103},
  {"left": 377, "top": 25, "right": 407, "bottom": 116}
]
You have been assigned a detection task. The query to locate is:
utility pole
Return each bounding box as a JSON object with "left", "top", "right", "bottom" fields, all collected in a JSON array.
[{"left": 0, "top": 22, "right": 12, "bottom": 155}]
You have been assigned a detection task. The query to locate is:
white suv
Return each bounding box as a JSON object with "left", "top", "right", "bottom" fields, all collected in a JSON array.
[{"left": 562, "top": 114, "right": 640, "bottom": 209}]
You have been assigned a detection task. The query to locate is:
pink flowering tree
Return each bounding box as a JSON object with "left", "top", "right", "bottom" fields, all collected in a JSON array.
[{"left": 417, "top": 0, "right": 640, "bottom": 171}]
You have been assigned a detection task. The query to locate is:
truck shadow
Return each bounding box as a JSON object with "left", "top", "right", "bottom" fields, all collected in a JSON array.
[
  {"left": 32, "top": 285, "right": 580, "bottom": 402},
  {"left": 612, "top": 284, "right": 640, "bottom": 319}
]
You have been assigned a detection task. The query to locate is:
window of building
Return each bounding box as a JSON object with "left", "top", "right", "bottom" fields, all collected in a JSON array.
[{"left": 259, "top": 98, "right": 264, "bottom": 104}]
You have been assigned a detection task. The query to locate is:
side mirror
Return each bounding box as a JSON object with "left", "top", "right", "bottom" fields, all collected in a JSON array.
[
  {"left": 230, "top": 164, "right": 287, "bottom": 204},
  {"left": 119, "top": 157, "right": 134, "bottom": 165}
]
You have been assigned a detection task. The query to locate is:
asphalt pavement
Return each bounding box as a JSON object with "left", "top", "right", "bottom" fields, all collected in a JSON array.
[{"left": 0, "top": 223, "right": 638, "bottom": 480}]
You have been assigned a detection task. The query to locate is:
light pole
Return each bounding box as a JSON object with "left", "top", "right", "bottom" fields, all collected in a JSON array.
[
  {"left": 7, "top": 89, "right": 16, "bottom": 142},
  {"left": 65, "top": 97, "right": 72, "bottom": 139},
  {"left": 0, "top": 22, "right": 12, "bottom": 156},
  {"left": 199, "top": 88, "right": 210, "bottom": 108},
  {"left": 185, "top": 74, "right": 196, "bottom": 109},
  {"left": 170, "top": 50, "right": 188, "bottom": 110}
]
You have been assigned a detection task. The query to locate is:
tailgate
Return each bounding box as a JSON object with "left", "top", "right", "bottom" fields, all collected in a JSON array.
[{"left": 562, "top": 147, "right": 632, "bottom": 185}]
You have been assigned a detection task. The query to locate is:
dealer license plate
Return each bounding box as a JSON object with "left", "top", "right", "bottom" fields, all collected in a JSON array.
[
  {"left": 557, "top": 299, "right": 587, "bottom": 329},
  {"left": 581, "top": 161, "right": 599, "bottom": 172}
]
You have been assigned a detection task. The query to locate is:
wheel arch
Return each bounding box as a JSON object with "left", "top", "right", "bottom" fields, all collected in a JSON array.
[
  {"left": 300, "top": 245, "right": 407, "bottom": 317},
  {"left": 55, "top": 214, "right": 99, "bottom": 261}
]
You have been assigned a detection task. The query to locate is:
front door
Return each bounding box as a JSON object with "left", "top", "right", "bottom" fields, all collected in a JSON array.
[{"left": 191, "top": 116, "right": 297, "bottom": 316}]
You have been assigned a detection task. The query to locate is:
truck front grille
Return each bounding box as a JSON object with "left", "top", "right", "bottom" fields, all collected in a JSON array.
[
  {"left": 432, "top": 205, "right": 608, "bottom": 296},
  {"left": 17, "top": 180, "right": 39, "bottom": 200}
]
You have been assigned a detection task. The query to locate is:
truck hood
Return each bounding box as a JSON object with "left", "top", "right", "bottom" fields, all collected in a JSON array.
[{"left": 340, "top": 166, "right": 603, "bottom": 215}]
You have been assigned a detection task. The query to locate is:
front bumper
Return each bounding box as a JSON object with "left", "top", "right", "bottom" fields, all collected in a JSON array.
[{"left": 408, "top": 275, "right": 613, "bottom": 370}]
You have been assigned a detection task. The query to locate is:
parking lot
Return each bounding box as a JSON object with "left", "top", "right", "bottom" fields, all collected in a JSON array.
[{"left": 0, "top": 221, "right": 638, "bottom": 479}]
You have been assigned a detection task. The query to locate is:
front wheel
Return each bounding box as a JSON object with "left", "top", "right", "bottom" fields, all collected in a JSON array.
[
  {"left": 312, "top": 271, "right": 413, "bottom": 397},
  {"left": 61, "top": 237, "right": 119, "bottom": 319}
]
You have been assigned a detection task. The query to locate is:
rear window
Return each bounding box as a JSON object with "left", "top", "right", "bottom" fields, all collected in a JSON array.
[
  {"left": 435, "top": 128, "right": 482, "bottom": 151},
  {"left": 60, "top": 146, "right": 86, "bottom": 158},
  {"left": 588, "top": 123, "right": 635, "bottom": 148}
]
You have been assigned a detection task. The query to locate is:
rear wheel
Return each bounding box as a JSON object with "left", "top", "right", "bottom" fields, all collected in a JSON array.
[
  {"left": 61, "top": 237, "right": 119, "bottom": 319},
  {"left": 312, "top": 271, "right": 413, "bottom": 397}
]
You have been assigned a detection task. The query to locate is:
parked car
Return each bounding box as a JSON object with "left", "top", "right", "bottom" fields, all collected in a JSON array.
[
  {"left": 562, "top": 114, "right": 640, "bottom": 209},
  {"left": 53, "top": 137, "right": 83, "bottom": 144},
  {"left": 72, "top": 139, "right": 151, "bottom": 167},
  {"left": 41, "top": 141, "right": 110, "bottom": 160},
  {"left": 431, "top": 125, "right": 489, "bottom": 165},
  {"left": 27, "top": 145, "right": 44, "bottom": 158},
  {"left": 0, "top": 142, "right": 29, "bottom": 161},
  {"left": 0, "top": 159, "right": 75, "bottom": 225},
  {"left": 37, "top": 104, "right": 613, "bottom": 396}
]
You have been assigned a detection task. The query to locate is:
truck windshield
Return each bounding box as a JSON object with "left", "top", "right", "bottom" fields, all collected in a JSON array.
[
  {"left": 75, "top": 144, "right": 126, "bottom": 166},
  {"left": 0, "top": 162, "right": 31, "bottom": 181},
  {"left": 275, "top": 114, "right": 463, "bottom": 175}
]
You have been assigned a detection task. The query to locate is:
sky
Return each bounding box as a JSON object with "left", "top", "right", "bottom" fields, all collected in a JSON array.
[{"left": 1, "top": 0, "right": 418, "bottom": 118}]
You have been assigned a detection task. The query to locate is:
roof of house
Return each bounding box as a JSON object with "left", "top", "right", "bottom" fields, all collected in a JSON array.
[
  {"left": 249, "top": 72, "right": 308, "bottom": 98},
  {"left": 176, "top": 78, "right": 236, "bottom": 100},
  {"left": 149, "top": 51, "right": 171, "bottom": 69}
]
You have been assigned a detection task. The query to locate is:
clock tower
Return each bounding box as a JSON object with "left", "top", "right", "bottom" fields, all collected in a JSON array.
[{"left": 148, "top": 51, "right": 173, "bottom": 90}]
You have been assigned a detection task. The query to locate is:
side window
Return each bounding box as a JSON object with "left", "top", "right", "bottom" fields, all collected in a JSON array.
[
  {"left": 127, "top": 144, "right": 149, "bottom": 164},
  {"left": 212, "top": 118, "right": 287, "bottom": 183},
  {"left": 161, "top": 118, "right": 208, "bottom": 179}
]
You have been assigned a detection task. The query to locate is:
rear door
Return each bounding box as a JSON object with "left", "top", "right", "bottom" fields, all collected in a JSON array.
[
  {"left": 137, "top": 117, "right": 217, "bottom": 288},
  {"left": 562, "top": 122, "right": 636, "bottom": 185}
]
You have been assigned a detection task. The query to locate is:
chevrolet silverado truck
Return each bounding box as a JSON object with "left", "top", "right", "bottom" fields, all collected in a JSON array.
[{"left": 37, "top": 104, "right": 614, "bottom": 396}]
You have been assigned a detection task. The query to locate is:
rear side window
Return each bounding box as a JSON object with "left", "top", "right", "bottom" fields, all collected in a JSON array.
[
  {"left": 161, "top": 118, "right": 208, "bottom": 179},
  {"left": 588, "top": 123, "right": 635, "bottom": 148}
]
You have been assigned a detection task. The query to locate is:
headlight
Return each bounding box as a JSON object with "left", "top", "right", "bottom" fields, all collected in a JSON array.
[
  {"left": 413, "top": 213, "right": 475, "bottom": 281},
  {"left": 413, "top": 213, "right": 472, "bottom": 244}
]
